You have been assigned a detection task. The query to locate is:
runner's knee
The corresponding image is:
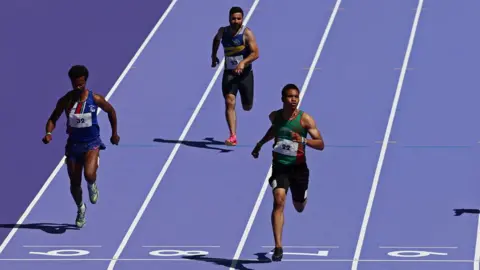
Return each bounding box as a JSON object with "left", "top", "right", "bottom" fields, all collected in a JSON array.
[
  {"left": 84, "top": 169, "right": 96, "bottom": 182},
  {"left": 291, "top": 186, "right": 308, "bottom": 212},
  {"left": 84, "top": 152, "right": 99, "bottom": 182},
  {"left": 242, "top": 103, "right": 252, "bottom": 111},
  {"left": 293, "top": 199, "right": 307, "bottom": 213},
  {"left": 273, "top": 189, "right": 286, "bottom": 210},
  {"left": 67, "top": 160, "right": 82, "bottom": 186},
  {"left": 83, "top": 161, "right": 98, "bottom": 182},
  {"left": 225, "top": 94, "right": 236, "bottom": 109},
  {"left": 70, "top": 179, "right": 81, "bottom": 188}
]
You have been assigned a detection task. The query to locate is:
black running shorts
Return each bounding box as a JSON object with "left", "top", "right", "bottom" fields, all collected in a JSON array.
[
  {"left": 222, "top": 67, "right": 254, "bottom": 107},
  {"left": 268, "top": 162, "right": 310, "bottom": 203}
]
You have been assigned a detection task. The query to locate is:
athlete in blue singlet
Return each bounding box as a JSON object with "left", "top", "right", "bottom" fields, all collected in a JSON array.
[
  {"left": 211, "top": 6, "right": 259, "bottom": 146},
  {"left": 42, "top": 65, "right": 120, "bottom": 228}
]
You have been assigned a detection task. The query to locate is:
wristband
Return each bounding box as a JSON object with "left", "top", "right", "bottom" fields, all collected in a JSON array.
[
  {"left": 301, "top": 137, "right": 307, "bottom": 145},
  {"left": 46, "top": 132, "right": 52, "bottom": 135}
]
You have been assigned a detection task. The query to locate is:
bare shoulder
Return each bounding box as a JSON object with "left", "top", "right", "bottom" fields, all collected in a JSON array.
[
  {"left": 57, "top": 92, "right": 71, "bottom": 107},
  {"left": 93, "top": 92, "right": 115, "bottom": 112},
  {"left": 244, "top": 27, "right": 256, "bottom": 40},
  {"left": 49, "top": 92, "right": 71, "bottom": 120},
  {"left": 268, "top": 110, "right": 277, "bottom": 123},
  {"left": 215, "top": 26, "right": 225, "bottom": 39},
  {"left": 58, "top": 92, "right": 69, "bottom": 102},
  {"left": 301, "top": 111, "right": 323, "bottom": 141},
  {"left": 63, "top": 90, "right": 76, "bottom": 100},
  {"left": 300, "top": 111, "right": 317, "bottom": 128},
  {"left": 93, "top": 92, "right": 106, "bottom": 103}
]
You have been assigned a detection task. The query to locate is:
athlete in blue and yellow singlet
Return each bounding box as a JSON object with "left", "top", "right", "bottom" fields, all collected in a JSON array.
[
  {"left": 211, "top": 6, "right": 259, "bottom": 146},
  {"left": 42, "top": 65, "right": 120, "bottom": 228},
  {"left": 251, "top": 83, "right": 325, "bottom": 262}
]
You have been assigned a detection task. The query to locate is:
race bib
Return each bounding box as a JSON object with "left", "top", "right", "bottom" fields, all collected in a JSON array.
[
  {"left": 68, "top": 113, "right": 93, "bottom": 128},
  {"left": 225, "top": 55, "right": 244, "bottom": 70},
  {"left": 273, "top": 139, "right": 299, "bottom": 157}
]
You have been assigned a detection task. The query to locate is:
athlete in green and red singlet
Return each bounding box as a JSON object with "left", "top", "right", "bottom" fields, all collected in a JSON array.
[{"left": 251, "top": 83, "right": 325, "bottom": 262}]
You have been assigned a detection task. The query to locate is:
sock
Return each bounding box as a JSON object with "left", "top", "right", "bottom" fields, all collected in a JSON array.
[{"left": 78, "top": 202, "right": 85, "bottom": 211}]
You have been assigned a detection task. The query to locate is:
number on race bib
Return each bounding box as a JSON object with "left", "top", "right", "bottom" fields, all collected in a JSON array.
[
  {"left": 273, "top": 139, "right": 298, "bottom": 156},
  {"left": 68, "top": 113, "right": 92, "bottom": 128},
  {"left": 225, "top": 55, "right": 244, "bottom": 70}
]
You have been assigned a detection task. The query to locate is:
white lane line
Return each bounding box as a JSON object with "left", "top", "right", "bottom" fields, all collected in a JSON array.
[
  {"left": 0, "top": 258, "right": 475, "bottom": 262},
  {"left": 228, "top": 0, "right": 343, "bottom": 269},
  {"left": 379, "top": 246, "right": 457, "bottom": 249},
  {"left": 106, "top": 0, "right": 262, "bottom": 269},
  {"left": 141, "top": 246, "right": 220, "bottom": 248},
  {"left": 474, "top": 214, "right": 480, "bottom": 270},
  {"left": 351, "top": 1, "right": 424, "bottom": 269},
  {"left": 261, "top": 245, "right": 339, "bottom": 249},
  {"left": 0, "top": 0, "right": 179, "bottom": 256},
  {"left": 23, "top": 245, "right": 102, "bottom": 248}
]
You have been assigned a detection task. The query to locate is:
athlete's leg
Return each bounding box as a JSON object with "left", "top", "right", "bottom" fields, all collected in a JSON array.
[
  {"left": 222, "top": 70, "right": 239, "bottom": 145},
  {"left": 272, "top": 188, "right": 286, "bottom": 248},
  {"left": 66, "top": 153, "right": 87, "bottom": 228},
  {"left": 66, "top": 158, "right": 83, "bottom": 208},
  {"left": 225, "top": 93, "right": 237, "bottom": 135},
  {"left": 293, "top": 197, "right": 308, "bottom": 212},
  {"left": 269, "top": 164, "right": 290, "bottom": 261},
  {"left": 84, "top": 148, "right": 100, "bottom": 204},
  {"left": 238, "top": 69, "right": 254, "bottom": 111},
  {"left": 83, "top": 139, "right": 105, "bottom": 204},
  {"left": 290, "top": 163, "right": 310, "bottom": 212}
]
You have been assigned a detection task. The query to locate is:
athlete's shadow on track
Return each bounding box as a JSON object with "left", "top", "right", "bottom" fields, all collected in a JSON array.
[
  {"left": 0, "top": 223, "right": 79, "bottom": 234},
  {"left": 453, "top": 209, "right": 480, "bottom": 216},
  {"left": 181, "top": 252, "right": 271, "bottom": 270},
  {"left": 153, "top": 137, "right": 233, "bottom": 153}
]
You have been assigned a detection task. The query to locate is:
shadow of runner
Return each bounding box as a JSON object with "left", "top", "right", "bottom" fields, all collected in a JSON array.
[
  {"left": 153, "top": 137, "right": 233, "bottom": 153},
  {"left": 0, "top": 223, "right": 79, "bottom": 234},
  {"left": 182, "top": 252, "right": 272, "bottom": 270},
  {"left": 453, "top": 208, "right": 480, "bottom": 216}
]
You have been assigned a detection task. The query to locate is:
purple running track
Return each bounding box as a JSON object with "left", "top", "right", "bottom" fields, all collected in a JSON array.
[
  {"left": 0, "top": 0, "right": 173, "bottom": 243},
  {"left": 2, "top": 0, "right": 480, "bottom": 270},
  {"left": 356, "top": 1, "right": 480, "bottom": 270}
]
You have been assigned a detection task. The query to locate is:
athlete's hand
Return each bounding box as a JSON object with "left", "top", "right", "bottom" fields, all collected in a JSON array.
[
  {"left": 291, "top": 131, "right": 305, "bottom": 144},
  {"left": 110, "top": 133, "right": 120, "bottom": 145},
  {"left": 42, "top": 134, "right": 52, "bottom": 144},
  {"left": 234, "top": 62, "right": 245, "bottom": 75},
  {"left": 211, "top": 56, "right": 219, "bottom": 67},
  {"left": 251, "top": 143, "right": 262, "bottom": 158}
]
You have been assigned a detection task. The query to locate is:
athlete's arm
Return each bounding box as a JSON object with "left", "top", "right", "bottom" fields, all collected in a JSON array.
[
  {"left": 43, "top": 95, "right": 68, "bottom": 144},
  {"left": 302, "top": 113, "right": 324, "bottom": 150},
  {"left": 252, "top": 111, "right": 276, "bottom": 158},
  {"left": 46, "top": 95, "right": 67, "bottom": 134},
  {"left": 93, "top": 94, "right": 119, "bottom": 140},
  {"left": 257, "top": 111, "right": 276, "bottom": 146},
  {"left": 241, "top": 28, "right": 259, "bottom": 66},
  {"left": 211, "top": 27, "right": 223, "bottom": 67}
]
